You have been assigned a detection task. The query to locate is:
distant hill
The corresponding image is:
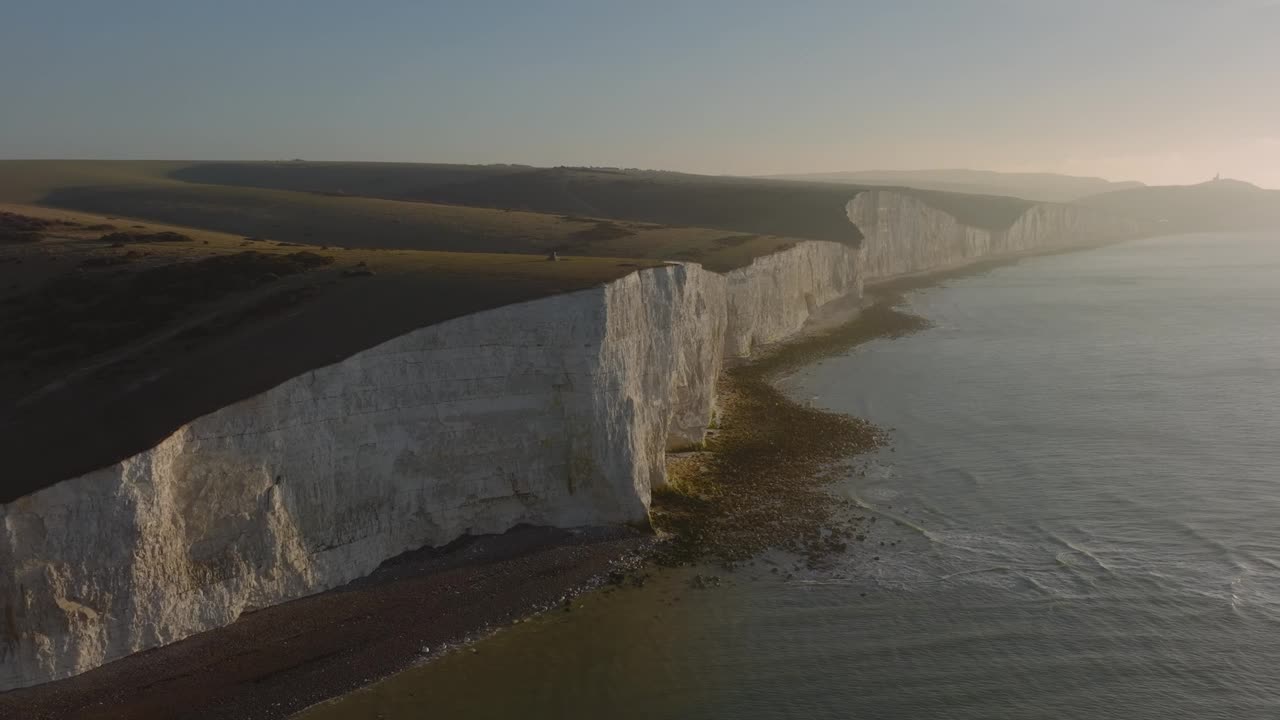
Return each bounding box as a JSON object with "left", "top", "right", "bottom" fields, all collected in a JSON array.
[
  {"left": 172, "top": 162, "right": 1038, "bottom": 239},
  {"left": 171, "top": 163, "right": 875, "bottom": 242},
  {"left": 0, "top": 161, "right": 803, "bottom": 272},
  {"left": 0, "top": 161, "right": 1048, "bottom": 262},
  {"left": 761, "top": 169, "right": 1144, "bottom": 203},
  {"left": 1076, "top": 179, "right": 1280, "bottom": 233}
]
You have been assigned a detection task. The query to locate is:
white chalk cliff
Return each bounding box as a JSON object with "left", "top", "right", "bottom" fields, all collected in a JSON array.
[
  {"left": 848, "top": 189, "right": 1148, "bottom": 280},
  {"left": 0, "top": 192, "right": 1148, "bottom": 690},
  {"left": 722, "top": 242, "right": 863, "bottom": 360}
]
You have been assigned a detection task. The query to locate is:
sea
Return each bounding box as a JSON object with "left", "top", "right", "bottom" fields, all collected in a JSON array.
[{"left": 302, "top": 231, "right": 1280, "bottom": 720}]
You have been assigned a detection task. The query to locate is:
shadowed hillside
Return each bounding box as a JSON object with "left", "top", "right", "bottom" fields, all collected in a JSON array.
[
  {"left": 0, "top": 161, "right": 804, "bottom": 273},
  {"left": 39, "top": 183, "right": 802, "bottom": 271},
  {"left": 762, "top": 168, "right": 1145, "bottom": 203},
  {"left": 171, "top": 162, "right": 1039, "bottom": 239},
  {"left": 172, "top": 162, "right": 869, "bottom": 242},
  {"left": 1077, "top": 179, "right": 1280, "bottom": 233},
  {"left": 169, "top": 161, "right": 531, "bottom": 197},
  {"left": 1, "top": 162, "right": 1055, "bottom": 272}
]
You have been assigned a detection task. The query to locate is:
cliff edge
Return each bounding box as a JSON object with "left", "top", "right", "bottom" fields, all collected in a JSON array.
[{"left": 1, "top": 191, "right": 1148, "bottom": 690}]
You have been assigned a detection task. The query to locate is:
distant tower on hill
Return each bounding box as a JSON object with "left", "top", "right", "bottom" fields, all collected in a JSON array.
[{"left": 1214, "top": 173, "right": 1221, "bottom": 181}]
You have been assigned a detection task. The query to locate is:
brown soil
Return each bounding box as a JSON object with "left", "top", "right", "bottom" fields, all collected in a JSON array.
[{"left": 0, "top": 526, "right": 652, "bottom": 720}]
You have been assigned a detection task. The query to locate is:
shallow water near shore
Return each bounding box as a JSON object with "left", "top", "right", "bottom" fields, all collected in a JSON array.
[{"left": 301, "top": 232, "right": 1280, "bottom": 719}]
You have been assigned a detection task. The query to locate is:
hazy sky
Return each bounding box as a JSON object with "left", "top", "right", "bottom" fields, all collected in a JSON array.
[{"left": 4, "top": 0, "right": 1278, "bottom": 187}]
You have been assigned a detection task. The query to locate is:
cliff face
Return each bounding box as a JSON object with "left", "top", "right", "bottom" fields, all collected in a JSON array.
[
  {"left": 847, "top": 189, "right": 1148, "bottom": 280},
  {"left": 1, "top": 193, "right": 1148, "bottom": 690},
  {"left": 0, "top": 263, "right": 730, "bottom": 690},
  {"left": 722, "top": 242, "right": 864, "bottom": 360},
  {"left": 1, "top": 243, "right": 863, "bottom": 690}
]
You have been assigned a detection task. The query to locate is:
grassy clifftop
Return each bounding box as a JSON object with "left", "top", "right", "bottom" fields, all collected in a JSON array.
[
  {"left": 178, "top": 162, "right": 869, "bottom": 242},
  {"left": 0, "top": 160, "right": 1054, "bottom": 497},
  {"left": 0, "top": 161, "right": 804, "bottom": 273},
  {"left": 0, "top": 204, "right": 665, "bottom": 499},
  {"left": 0, "top": 162, "right": 1048, "bottom": 262},
  {"left": 0, "top": 160, "right": 839, "bottom": 497},
  {"left": 171, "top": 162, "right": 1039, "bottom": 238}
]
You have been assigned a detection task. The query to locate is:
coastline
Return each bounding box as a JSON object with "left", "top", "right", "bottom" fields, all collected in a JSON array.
[
  {"left": 298, "top": 242, "right": 1105, "bottom": 715},
  {"left": 1, "top": 288, "right": 905, "bottom": 720},
  {"left": 294, "top": 229, "right": 1280, "bottom": 720},
  {"left": 0, "top": 526, "right": 653, "bottom": 720},
  {"left": 1, "top": 235, "right": 1138, "bottom": 719}
]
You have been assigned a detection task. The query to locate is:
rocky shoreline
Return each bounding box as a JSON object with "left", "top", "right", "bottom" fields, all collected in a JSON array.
[{"left": 0, "top": 525, "right": 654, "bottom": 720}]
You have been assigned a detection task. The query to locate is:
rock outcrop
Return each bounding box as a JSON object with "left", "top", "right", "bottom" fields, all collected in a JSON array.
[{"left": 0, "top": 192, "right": 1151, "bottom": 689}]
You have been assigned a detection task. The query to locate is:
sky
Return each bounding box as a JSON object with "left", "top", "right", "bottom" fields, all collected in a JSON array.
[{"left": 3, "top": 0, "right": 1278, "bottom": 187}]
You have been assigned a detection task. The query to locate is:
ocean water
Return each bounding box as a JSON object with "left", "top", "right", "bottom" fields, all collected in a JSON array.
[{"left": 303, "top": 232, "right": 1280, "bottom": 720}]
